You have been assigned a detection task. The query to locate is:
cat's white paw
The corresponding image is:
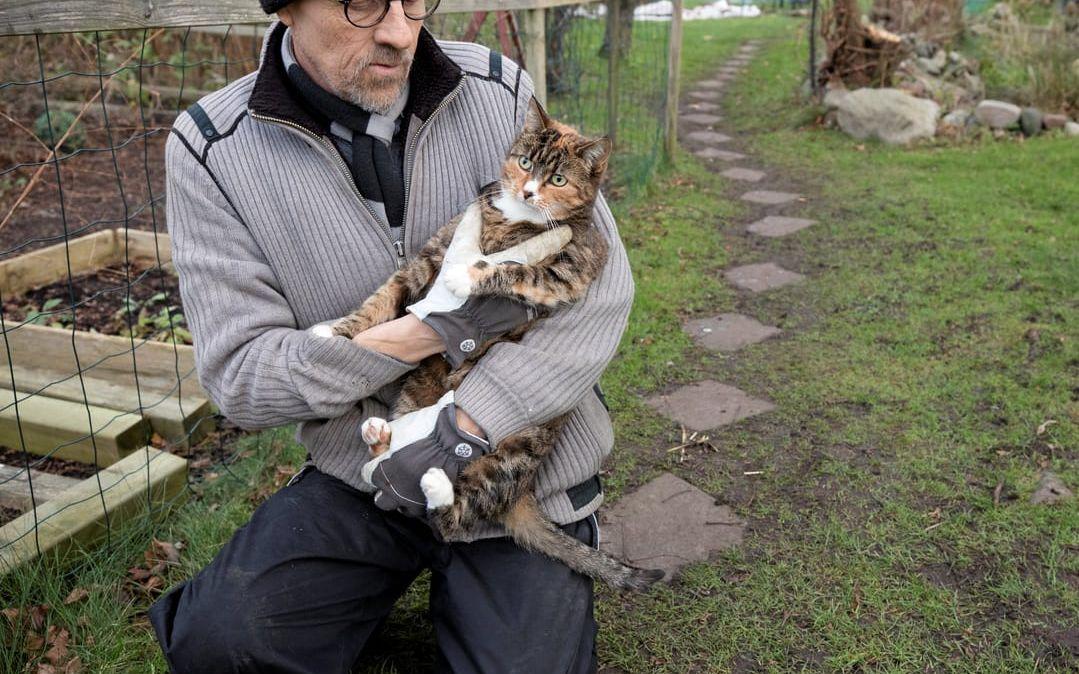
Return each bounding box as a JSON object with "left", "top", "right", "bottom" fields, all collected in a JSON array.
[
  {"left": 420, "top": 467, "right": 454, "bottom": 509},
  {"left": 310, "top": 324, "right": 336, "bottom": 339},
  {"left": 361, "top": 417, "right": 392, "bottom": 447},
  {"left": 442, "top": 263, "right": 475, "bottom": 299}
]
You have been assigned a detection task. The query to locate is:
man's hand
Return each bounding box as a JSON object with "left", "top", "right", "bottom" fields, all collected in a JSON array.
[
  {"left": 360, "top": 391, "right": 490, "bottom": 519},
  {"left": 407, "top": 203, "right": 572, "bottom": 367}
]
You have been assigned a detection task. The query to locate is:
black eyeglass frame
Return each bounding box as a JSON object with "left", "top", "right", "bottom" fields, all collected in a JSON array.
[{"left": 337, "top": 0, "right": 441, "bottom": 28}]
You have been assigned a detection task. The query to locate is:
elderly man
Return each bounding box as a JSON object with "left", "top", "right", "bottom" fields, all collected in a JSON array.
[{"left": 148, "top": 0, "right": 633, "bottom": 671}]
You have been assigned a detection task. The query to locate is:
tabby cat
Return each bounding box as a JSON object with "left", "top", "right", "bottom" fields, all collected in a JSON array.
[{"left": 321, "top": 100, "right": 663, "bottom": 591}]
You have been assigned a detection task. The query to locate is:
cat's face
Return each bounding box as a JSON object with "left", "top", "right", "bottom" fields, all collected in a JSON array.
[{"left": 499, "top": 101, "right": 612, "bottom": 222}]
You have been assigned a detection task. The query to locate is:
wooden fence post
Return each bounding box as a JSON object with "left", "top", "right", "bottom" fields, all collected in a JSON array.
[
  {"left": 521, "top": 8, "right": 547, "bottom": 106},
  {"left": 606, "top": 0, "right": 621, "bottom": 148},
  {"left": 664, "top": 0, "right": 684, "bottom": 162}
]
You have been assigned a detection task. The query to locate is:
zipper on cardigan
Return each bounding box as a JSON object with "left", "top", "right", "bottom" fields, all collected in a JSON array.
[
  {"left": 400, "top": 79, "right": 466, "bottom": 254},
  {"left": 249, "top": 111, "right": 404, "bottom": 269}
]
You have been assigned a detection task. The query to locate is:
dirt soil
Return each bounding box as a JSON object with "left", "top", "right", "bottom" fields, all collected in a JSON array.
[{"left": 2, "top": 262, "right": 185, "bottom": 341}]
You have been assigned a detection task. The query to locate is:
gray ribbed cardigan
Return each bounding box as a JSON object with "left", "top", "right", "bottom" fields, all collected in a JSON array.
[{"left": 165, "top": 24, "right": 634, "bottom": 540}]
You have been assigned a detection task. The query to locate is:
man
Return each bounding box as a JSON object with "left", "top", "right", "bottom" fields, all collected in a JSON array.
[{"left": 148, "top": 0, "right": 634, "bottom": 671}]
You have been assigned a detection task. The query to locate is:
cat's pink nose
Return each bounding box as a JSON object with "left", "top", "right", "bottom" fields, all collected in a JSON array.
[{"left": 522, "top": 188, "right": 535, "bottom": 200}]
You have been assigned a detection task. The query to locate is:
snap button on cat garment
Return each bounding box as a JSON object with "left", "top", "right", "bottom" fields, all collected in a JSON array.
[
  {"left": 459, "top": 339, "right": 476, "bottom": 353},
  {"left": 454, "top": 443, "right": 473, "bottom": 458}
]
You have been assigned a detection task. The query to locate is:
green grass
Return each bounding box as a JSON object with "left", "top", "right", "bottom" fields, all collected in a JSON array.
[{"left": 3, "top": 14, "right": 1077, "bottom": 674}]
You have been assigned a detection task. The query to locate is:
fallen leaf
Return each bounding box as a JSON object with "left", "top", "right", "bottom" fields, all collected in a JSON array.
[
  {"left": 63, "top": 588, "right": 89, "bottom": 605},
  {"left": 44, "top": 627, "right": 70, "bottom": 665},
  {"left": 63, "top": 657, "right": 84, "bottom": 674},
  {"left": 1, "top": 607, "right": 19, "bottom": 623},
  {"left": 28, "top": 604, "right": 49, "bottom": 631},
  {"left": 189, "top": 457, "right": 212, "bottom": 470},
  {"left": 35, "top": 664, "right": 57, "bottom": 674},
  {"left": 25, "top": 630, "right": 45, "bottom": 651},
  {"left": 1037, "top": 419, "right": 1057, "bottom": 435}
]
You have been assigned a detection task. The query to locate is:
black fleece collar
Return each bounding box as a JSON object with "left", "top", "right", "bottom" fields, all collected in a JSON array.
[{"left": 248, "top": 22, "right": 464, "bottom": 136}]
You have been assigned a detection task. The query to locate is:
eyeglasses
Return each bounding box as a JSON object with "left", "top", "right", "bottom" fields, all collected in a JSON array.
[{"left": 337, "top": 0, "right": 441, "bottom": 28}]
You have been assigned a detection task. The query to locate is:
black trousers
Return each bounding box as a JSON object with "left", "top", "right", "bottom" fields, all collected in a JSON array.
[{"left": 149, "top": 468, "right": 599, "bottom": 674}]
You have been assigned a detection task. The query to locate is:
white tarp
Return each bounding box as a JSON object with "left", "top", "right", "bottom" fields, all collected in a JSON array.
[{"left": 578, "top": 0, "right": 762, "bottom": 20}]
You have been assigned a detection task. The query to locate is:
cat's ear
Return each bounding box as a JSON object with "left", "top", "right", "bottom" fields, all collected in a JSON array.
[
  {"left": 524, "top": 97, "right": 552, "bottom": 133},
  {"left": 579, "top": 137, "right": 613, "bottom": 174}
]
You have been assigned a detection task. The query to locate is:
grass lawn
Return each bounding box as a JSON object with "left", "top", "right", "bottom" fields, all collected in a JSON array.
[{"left": 3, "top": 14, "right": 1077, "bottom": 674}]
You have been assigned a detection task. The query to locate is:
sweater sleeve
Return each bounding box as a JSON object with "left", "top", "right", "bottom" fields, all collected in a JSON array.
[
  {"left": 455, "top": 191, "right": 634, "bottom": 446},
  {"left": 166, "top": 129, "right": 415, "bottom": 429}
]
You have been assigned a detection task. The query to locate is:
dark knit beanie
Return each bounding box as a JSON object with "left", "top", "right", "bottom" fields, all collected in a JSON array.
[{"left": 260, "top": 0, "right": 293, "bottom": 14}]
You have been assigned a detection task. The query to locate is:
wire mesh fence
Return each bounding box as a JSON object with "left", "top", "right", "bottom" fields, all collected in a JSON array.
[{"left": 0, "top": 3, "right": 674, "bottom": 573}]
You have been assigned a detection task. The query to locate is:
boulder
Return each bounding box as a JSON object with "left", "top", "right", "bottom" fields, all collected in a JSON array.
[
  {"left": 824, "top": 88, "right": 940, "bottom": 145},
  {"left": 1020, "top": 107, "right": 1044, "bottom": 136},
  {"left": 974, "top": 100, "right": 1021, "bottom": 128},
  {"left": 1043, "top": 113, "right": 1069, "bottom": 130},
  {"left": 916, "top": 50, "right": 947, "bottom": 76},
  {"left": 1067, "top": 122, "right": 1079, "bottom": 137}
]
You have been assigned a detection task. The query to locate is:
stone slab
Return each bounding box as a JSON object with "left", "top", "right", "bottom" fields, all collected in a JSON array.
[
  {"left": 686, "top": 101, "right": 720, "bottom": 113},
  {"left": 728, "top": 57, "right": 752, "bottom": 65},
  {"left": 724, "top": 262, "right": 805, "bottom": 292},
  {"left": 693, "top": 148, "right": 746, "bottom": 162},
  {"left": 685, "top": 130, "right": 732, "bottom": 144},
  {"left": 599, "top": 472, "right": 744, "bottom": 581},
  {"left": 697, "top": 79, "right": 725, "bottom": 90},
  {"left": 684, "top": 313, "right": 781, "bottom": 352},
  {"left": 747, "top": 215, "right": 816, "bottom": 238},
  {"left": 689, "top": 90, "right": 720, "bottom": 102},
  {"left": 740, "top": 190, "right": 801, "bottom": 205},
  {"left": 682, "top": 113, "right": 722, "bottom": 126},
  {"left": 720, "top": 167, "right": 766, "bottom": 182},
  {"left": 718, "top": 67, "right": 740, "bottom": 75},
  {"left": 645, "top": 380, "right": 775, "bottom": 432}
]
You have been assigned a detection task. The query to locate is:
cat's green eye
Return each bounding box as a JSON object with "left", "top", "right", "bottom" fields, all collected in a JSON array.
[
  {"left": 549, "top": 174, "right": 567, "bottom": 187},
  {"left": 518, "top": 156, "right": 533, "bottom": 170}
]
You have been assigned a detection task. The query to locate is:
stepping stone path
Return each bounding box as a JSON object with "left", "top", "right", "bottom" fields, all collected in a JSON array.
[
  {"left": 747, "top": 215, "right": 816, "bottom": 238},
  {"left": 721, "top": 167, "right": 766, "bottom": 183},
  {"left": 645, "top": 380, "right": 775, "bottom": 432},
  {"left": 724, "top": 262, "right": 805, "bottom": 293},
  {"left": 740, "top": 190, "right": 801, "bottom": 205},
  {"left": 694, "top": 148, "right": 746, "bottom": 162},
  {"left": 682, "top": 113, "right": 722, "bottom": 126},
  {"left": 612, "top": 39, "right": 827, "bottom": 572},
  {"left": 684, "top": 313, "right": 781, "bottom": 352},
  {"left": 599, "top": 472, "right": 744, "bottom": 581},
  {"left": 685, "top": 130, "right": 731, "bottom": 144}
]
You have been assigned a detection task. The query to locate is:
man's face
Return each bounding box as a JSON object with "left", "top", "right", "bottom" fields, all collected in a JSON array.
[{"left": 280, "top": 0, "right": 422, "bottom": 114}]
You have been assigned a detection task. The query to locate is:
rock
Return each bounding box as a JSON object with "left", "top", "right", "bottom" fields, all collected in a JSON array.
[
  {"left": 974, "top": 100, "right": 1021, "bottom": 128},
  {"left": 942, "top": 108, "right": 970, "bottom": 126},
  {"left": 1043, "top": 113, "right": 1068, "bottom": 130},
  {"left": 1030, "top": 472, "right": 1073, "bottom": 505},
  {"left": 824, "top": 87, "right": 940, "bottom": 145},
  {"left": 1020, "top": 108, "right": 1043, "bottom": 136},
  {"left": 916, "top": 50, "right": 947, "bottom": 76},
  {"left": 1065, "top": 121, "right": 1079, "bottom": 137}
]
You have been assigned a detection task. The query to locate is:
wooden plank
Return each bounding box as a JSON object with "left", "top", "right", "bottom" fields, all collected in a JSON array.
[
  {"left": 117, "top": 229, "right": 173, "bottom": 268},
  {"left": 0, "top": 448, "right": 188, "bottom": 573},
  {"left": 663, "top": 0, "right": 684, "bottom": 162},
  {"left": 0, "top": 228, "right": 172, "bottom": 297},
  {"left": 0, "top": 364, "right": 214, "bottom": 446},
  {"left": 0, "top": 463, "right": 79, "bottom": 512},
  {"left": 0, "top": 0, "right": 600, "bottom": 36},
  {"left": 521, "top": 8, "right": 547, "bottom": 107},
  {"left": 0, "top": 229, "right": 118, "bottom": 298},
  {"left": 0, "top": 387, "right": 150, "bottom": 466},
  {"left": 1, "top": 323, "right": 202, "bottom": 391}
]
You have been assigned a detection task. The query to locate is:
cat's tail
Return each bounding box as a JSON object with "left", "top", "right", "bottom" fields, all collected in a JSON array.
[{"left": 502, "top": 496, "right": 665, "bottom": 592}]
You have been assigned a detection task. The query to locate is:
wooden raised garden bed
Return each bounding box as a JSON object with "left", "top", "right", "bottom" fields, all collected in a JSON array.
[{"left": 0, "top": 229, "right": 213, "bottom": 557}]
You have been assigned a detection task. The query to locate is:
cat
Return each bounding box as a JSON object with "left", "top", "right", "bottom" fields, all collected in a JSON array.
[{"left": 318, "top": 100, "right": 663, "bottom": 592}]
